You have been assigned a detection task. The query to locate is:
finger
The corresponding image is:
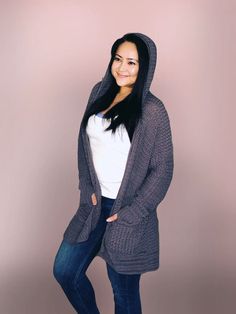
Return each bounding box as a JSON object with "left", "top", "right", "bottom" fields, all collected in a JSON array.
[
  {"left": 93, "top": 198, "right": 97, "bottom": 205},
  {"left": 106, "top": 214, "right": 118, "bottom": 222},
  {"left": 91, "top": 193, "right": 97, "bottom": 205},
  {"left": 106, "top": 217, "right": 113, "bottom": 222}
]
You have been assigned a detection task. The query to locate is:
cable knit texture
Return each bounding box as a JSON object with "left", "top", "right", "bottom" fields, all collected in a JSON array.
[{"left": 63, "top": 33, "right": 174, "bottom": 274}]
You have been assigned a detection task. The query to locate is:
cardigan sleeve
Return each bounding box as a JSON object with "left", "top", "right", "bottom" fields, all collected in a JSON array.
[
  {"left": 77, "top": 81, "right": 102, "bottom": 204},
  {"left": 117, "top": 103, "right": 174, "bottom": 226}
]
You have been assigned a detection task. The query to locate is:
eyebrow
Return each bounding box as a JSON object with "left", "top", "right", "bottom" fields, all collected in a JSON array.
[{"left": 115, "top": 53, "right": 139, "bottom": 62}]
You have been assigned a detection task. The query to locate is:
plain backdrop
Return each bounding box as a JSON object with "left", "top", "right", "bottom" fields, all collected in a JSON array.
[{"left": 0, "top": 0, "right": 235, "bottom": 313}]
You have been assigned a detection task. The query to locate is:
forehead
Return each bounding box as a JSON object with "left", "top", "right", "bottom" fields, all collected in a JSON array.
[{"left": 115, "top": 41, "right": 139, "bottom": 60}]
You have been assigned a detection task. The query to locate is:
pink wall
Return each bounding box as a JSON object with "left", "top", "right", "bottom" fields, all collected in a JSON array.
[{"left": 0, "top": 0, "right": 235, "bottom": 313}]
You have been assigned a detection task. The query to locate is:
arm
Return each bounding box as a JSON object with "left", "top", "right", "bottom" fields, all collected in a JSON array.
[
  {"left": 77, "top": 81, "right": 102, "bottom": 204},
  {"left": 117, "top": 103, "right": 174, "bottom": 226}
]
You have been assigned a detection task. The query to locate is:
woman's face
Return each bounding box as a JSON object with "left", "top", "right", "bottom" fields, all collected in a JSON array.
[{"left": 111, "top": 41, "right": 139, "bottom": 90}]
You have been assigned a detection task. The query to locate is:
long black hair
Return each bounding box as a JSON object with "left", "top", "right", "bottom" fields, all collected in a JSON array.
[{"left": 81, "top": 33, "right": 149, "bottom": 142}]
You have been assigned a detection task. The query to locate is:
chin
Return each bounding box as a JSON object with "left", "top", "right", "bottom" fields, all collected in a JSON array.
[
  {"left": 116, "top": 82, "right": 127, "bottom": 87},
  {"left": 115, "top": 80, "right": 132, "bottom": 87}
]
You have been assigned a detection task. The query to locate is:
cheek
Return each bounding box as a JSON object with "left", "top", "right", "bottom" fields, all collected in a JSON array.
[
  {"left": 130, "top": 67, "right": 139, "bottom": 78},
  {"left": 130, "top": 65, "right": 138, "bottom": 74}
]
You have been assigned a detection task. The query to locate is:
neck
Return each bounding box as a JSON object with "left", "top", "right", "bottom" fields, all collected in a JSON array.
[{"left": 119, "top": 86, "right": 132, "bottom": 96}]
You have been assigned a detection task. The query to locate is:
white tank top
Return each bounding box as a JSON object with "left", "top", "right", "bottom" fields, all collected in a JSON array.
[{"left": 86, "top": 112, "right": 131, "bottom": 198}]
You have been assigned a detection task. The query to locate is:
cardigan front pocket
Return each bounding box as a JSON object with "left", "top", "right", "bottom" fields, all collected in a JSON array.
[
  {"left": 105, "top": 216, "right": 149, "bottom": 255},
  {"left": 75, "top": 209, "right": 94, "bottom": 242},
  {"left": 63, "top": 204, "right": 94, "bottom": 243}
]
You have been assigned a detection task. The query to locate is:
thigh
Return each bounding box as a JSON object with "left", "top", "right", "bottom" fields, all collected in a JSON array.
[
  {"left": 53, "top": 196, "right": 115, "bottom": 280},
  {"left": 54, "top": 214, "right": 106, "bottom": 280}
]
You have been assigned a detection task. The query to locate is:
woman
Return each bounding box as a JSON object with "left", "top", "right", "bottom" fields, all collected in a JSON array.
[{"left": 53, "top": 32, "right": 174, "bottom": 314}]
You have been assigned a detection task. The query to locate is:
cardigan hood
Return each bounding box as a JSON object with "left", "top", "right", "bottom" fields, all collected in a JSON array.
[{"left": 90, "top": 32, "right": 157, "bottom": 106}]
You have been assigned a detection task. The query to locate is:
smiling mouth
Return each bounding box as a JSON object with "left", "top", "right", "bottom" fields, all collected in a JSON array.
[{"left": 117, "top": 73, "right": 129, "bottom": 78}]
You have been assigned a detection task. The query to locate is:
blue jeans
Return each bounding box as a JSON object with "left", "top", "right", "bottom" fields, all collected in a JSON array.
[{"left": 53, "top": 196, "right": 142, "bottom": 314}]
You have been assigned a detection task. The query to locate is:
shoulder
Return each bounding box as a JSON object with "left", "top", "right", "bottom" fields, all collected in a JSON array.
[
  {"left": 142, "top": 91, "right": 171, "bottom": 127},
  {"left": 91, "top": 80, "right": 102, "bottom": 91},
  {"left": 89, "top": 81, "right": 102, "bottom": 99},
  {"left": 85, "top": 81, "right": 103, "bottom": 111}
]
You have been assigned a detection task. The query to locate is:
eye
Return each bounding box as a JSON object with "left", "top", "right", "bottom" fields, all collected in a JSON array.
[
  {"left": 128, "top": 61, "right": 136, "bottom": 66},
  {"left": 114, "top": 56, "right": 121, "bottom": 61}
]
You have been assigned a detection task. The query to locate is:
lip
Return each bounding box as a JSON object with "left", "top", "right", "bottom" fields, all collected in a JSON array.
[{"left": 117, "top": 73, "right": 129, "bottom": 78}]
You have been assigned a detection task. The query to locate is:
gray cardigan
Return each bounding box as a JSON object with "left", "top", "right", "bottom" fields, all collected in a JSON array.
[{"left": 63, "top": 33, "right": 174, "bottom": 274}]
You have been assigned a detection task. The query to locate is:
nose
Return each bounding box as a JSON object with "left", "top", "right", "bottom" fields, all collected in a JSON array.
[{"left": 118, "top": 61, "right": 127, "bottom": 72}]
